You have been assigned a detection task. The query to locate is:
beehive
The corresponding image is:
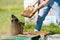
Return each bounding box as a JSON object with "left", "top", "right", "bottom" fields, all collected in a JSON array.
[
  {"left": 21, "top": 1, "right": 38, "bottom": 18},
  {"left": 21, "top": 5, "right": 35, "bottom": 18}
]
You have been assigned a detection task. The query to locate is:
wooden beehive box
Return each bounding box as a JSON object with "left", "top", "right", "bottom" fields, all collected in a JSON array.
[
  {"left": 21, "top": 1, "right": 38, "bottom": 18},
  {"left": 21, "top": 5, "right": 35, "bottom": 18}
]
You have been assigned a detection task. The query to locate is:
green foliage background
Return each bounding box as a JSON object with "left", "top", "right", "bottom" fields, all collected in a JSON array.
[
  {"left": 0, "top": 0, "right": 60, "bottom": 35},
  {"left": 0, "top": 0, "right": 24, "bottom": 34}
]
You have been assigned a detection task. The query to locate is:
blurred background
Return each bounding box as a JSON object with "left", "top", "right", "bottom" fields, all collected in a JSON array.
[
  {"left": 0, "top": 0, "right": 60, "bottom": 35},
  {"left": 0, "top": 0, "right": 24, "bottom": 34}
]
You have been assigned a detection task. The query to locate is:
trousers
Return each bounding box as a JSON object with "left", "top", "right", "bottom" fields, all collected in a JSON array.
[{"left": 35, "top": 0, "right": 60, "bottom": 31}]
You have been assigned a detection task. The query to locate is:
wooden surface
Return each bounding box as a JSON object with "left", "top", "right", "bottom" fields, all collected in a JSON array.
[
  {"left": 21, "top": 5, "right": 36, "bottom": 18},
  {"left": 23, "top": 31, "right": 50, "bottom": 35}
]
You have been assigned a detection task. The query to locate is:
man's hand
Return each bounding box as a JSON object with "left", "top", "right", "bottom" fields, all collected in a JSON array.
[
  {"left": 29, "top": 7, "right": 39, "bottom": 17},
  {"left": 30, "top": 0, "right": 50, "bottom": 15},
  {"left": 38, "top": 0, "right": 50, "bottom": 10}
]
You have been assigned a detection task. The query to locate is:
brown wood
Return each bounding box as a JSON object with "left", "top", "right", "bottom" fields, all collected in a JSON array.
[
  {"left": 23, "top": 31, "right": 50, "bottom": 35},
  {"left": 21, "top": 5, "right": 35, "bottom": 18},
  {"left": 21, "top": 1, "right": 38, "bottom": 18}
]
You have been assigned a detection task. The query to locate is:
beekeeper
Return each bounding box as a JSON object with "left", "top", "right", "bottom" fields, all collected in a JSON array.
[{"left": 33, "top": 0, "right": 60, "bottom": 31}]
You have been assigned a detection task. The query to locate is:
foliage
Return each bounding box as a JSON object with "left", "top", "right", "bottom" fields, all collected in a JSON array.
[
  {"left": 0, "top": 0, "right": 24, "bottom": 34},
  {"left": 24, "top": 23, "right": 60, "bottom": 34}
]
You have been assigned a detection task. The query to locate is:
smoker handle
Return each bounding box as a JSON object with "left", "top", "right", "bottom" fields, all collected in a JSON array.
[{"left": 33, "top": 1, "right": 38, "bottom": 7}]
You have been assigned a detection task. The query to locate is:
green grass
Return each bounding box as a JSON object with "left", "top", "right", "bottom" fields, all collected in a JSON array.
[
  {"left": 0, "top": 0, "right": 60, "bottom": 35},
  {"left": 41, "top": 23, "right": 60, "bottom": 34},
  {"left": 0, "top": 0, "right": 24, "bottom": 34},
  {"left": 0, "top": 0, "right": 23, "bottom": 8},
  {"left": 24, "top": 23, "right": 60, "bottom": 34},
  {"left": 24, "top": 23, "right": 35, "bottom": 32},
  {"left": 0, "top": 8, "right": 24, "bottom": 34}
]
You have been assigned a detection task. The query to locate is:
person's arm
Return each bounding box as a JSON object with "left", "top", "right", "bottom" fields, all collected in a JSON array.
[
  {"left": 31, "top": 0, "right": 50, "bottom": 14},
  {"left": 29, "top": 0, "right": 50, "bottom": 17},
  {"left": 37, "top": 0, "right": 50, "bottom": 10}
]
